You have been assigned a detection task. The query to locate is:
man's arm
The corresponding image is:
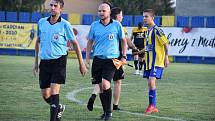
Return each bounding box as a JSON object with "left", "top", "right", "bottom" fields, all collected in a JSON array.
[
  {"left": 164, "top": 43, "right": 169, "bottom": 68},
  {"left": 130, "top": 32, "right": 134, "bottom": 43},
  {"left": 33, "top": 37, "right": 40, "bottom": 76},
  {"left": 121, "top": 37, "right": 127, "bottom": 62},
  {"left": 85, "top": 40, "right": 93, "bottom": 69},
  {"left": 127, "top": 37, "right": 136, "bottom": 50},
  {"left": 72, "top": 39, "right": 87, "bottom": 76}
]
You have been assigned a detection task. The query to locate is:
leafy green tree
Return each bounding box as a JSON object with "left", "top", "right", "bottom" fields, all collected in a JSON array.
[
  {"left": 0, "top": 0, "right": 46, "bottom": 12},
  {"left": 106, "top": 0, "right": 175, "bottom": 15}
]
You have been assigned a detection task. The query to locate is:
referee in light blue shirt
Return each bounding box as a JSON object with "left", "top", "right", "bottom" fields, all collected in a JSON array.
[
  {"left": 85, "top": 2, "right": 127, "bottom": 120},
  {"left": 32, "top": 0, "right": 87, "bottom": 121}
]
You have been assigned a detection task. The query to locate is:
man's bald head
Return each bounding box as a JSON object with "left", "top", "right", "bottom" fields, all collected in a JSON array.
[
  {"left": 98, "top": 2, "right": 111, "bottom": 20},
  {"left": 99, "top": 3, "right": 111, "bottom": 12}
]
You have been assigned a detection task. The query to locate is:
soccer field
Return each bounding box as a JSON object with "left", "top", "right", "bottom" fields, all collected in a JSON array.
[{"left": 0, "top": 55, "right": 215, "bottom": 121}]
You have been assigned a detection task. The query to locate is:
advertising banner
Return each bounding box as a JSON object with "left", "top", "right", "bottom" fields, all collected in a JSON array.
[{"left": 0, "top": 22, "right": 37, "bottom": 49}]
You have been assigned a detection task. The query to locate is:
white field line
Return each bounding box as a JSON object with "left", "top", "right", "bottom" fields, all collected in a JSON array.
[{"left": 66, "top": 87, "right": 188, "bottom": 121}]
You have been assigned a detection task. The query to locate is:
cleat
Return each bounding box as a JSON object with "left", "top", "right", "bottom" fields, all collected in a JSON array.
[
  {"left": 145, "top": 105, "right": 158, "bottom": 114},
  {"left": 87, "top": 95, "right": 96, "bottom": 111},
  {"left": 113, "top": 104, "right": 120, "bottom": 110},
  {"left": 134, "top": 70, "right": 139, "bottom": 75},
  {"left": 56, "top": 104, "right": 65, "bottom": 120},
  {"left": 139, "top": 70, "right": 143, "bottom": 76},
  {"left": 113, "top": 107, "right": 121, "bottom": 110},
  {"left": 104, "top": 113, "right": 112, "bottom": 121},
  {"left": 99, "top": 113, "right": 106, "bottom": 120}
]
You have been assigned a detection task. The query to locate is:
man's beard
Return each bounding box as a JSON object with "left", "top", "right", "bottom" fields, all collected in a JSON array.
[
  {"left": 51, "top": 11, "right": 58, "bottom": 17},
  {"left": 51, "top": 14, "right": 57, "bottom": 17},
  {"left": 100, "top": 16, "right": 108, "bottom": 21}
]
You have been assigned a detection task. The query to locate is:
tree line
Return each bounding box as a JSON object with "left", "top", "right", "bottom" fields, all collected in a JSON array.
[
  {"left": 106, "top": 0, "right": 175, "bottom": 15},
  {"left": 0, "top": 0, "right": 175, "bottom": 15}
]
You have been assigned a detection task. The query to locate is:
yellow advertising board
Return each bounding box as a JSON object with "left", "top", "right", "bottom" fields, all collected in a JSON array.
[
  {"left": 0, "top": 22, "right": 37, "bottom": 49},
  {"left": 68, "top": 50, "right": 77, "bottom": 58}
]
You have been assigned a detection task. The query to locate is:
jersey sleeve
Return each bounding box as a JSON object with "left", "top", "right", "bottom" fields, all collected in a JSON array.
[
  {"left": 64, "top": 23, "right": 76, "bottom": 41},
  {"left": 87, "top": 23, "right": 95, "bottom": 41},
  {"left": 118, "top": 22, "right": 125, "bottom": 40},
  {"left": 155, "top": 28, "right": 168, "bottom": 45},
  {"left": 37, "top": 20, "right": 41, "bottom": 37},
  {"left": 131, "top": 28, "right": 136, "bottom": 36}
]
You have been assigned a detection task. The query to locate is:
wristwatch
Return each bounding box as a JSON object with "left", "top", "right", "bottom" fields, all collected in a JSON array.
[{"left": 122, "top": 55, "right": 127, "bottom": 59}]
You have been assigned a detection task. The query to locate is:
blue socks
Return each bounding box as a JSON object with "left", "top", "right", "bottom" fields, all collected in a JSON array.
[{"left": 149, "top": 89, "right": 156, "bottom": 107}]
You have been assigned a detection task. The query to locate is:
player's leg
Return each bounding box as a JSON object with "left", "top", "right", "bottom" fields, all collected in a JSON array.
[
  {"left": 39, "top": 60, "right": 58, "bottom": 121},
  {"left": 113, "top": 67, "right": 124, "bottom": 110},
  {"left": 41, "top": 88, "right": 51, "bottom": 104},
  {"left": 50, "top": 55, "right": 67, "bottom": 121},
  {"left": 87, "top": 84, "right": 101, "bottom": 111},
  {"left": 138, "top": 57, "right": 143, "bottom": 75},
  {"left": 101, "top": 79, "right": 112, "bottom": 120},
  {"left": 113, "top": 79, "right": 121, "bottom": 110},
  {"left": 145, "top": 77, "right": 158, "bottom": 114},
  {"left": 133, "top": 54, "right": 139, "bottom": 75},
  {"left": 148, "top": 77, "right": 157, "bottom": 106},
  {"left": 87, "top": 57, "right": 102, "bottom": 111},
  {"left": 138, "top": 53, "right": 145, "bottom": 75},
  {"left": 145, "top": 67, "right": 163, "bottom": 114},
  {"left": 39, "top": 60, "right": 52, "bottom": 105},
  {"left": 100, "top": 59, "right": 115, "bottom": 120},
  {"left": 50, "top": 83, "right": 61, "bottom": 121}
]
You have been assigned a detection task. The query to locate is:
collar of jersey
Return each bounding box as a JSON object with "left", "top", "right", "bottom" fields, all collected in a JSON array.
[
  {"left": 47, "top": 16, "right": 62, "bottom": 25},
  {"left": 99, "top": 19, "right": 113, "bottom": 26}
]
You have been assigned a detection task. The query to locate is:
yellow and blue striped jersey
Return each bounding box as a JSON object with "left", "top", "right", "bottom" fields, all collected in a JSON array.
[{"left": 145, "top": 26, "right": 168, "bottom": 70}]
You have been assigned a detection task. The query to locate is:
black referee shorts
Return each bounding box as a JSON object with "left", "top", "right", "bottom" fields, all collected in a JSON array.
[
  {"left": 91, "top": 56, "right": 116, "bottom": 84},
  {"left": 39, "top": 55, "right": 67, "bottom": 89},
  {"left": 113, "top": 66, "right": 125, "bottom": 81}
]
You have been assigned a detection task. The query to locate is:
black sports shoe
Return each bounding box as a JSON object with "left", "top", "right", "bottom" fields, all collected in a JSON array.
[
  {"left": 87, "top": 94, "right": 96, "bottom": 111},
  {"left": 56, "top": 104, "right": 65, "bottom": 121},
  {"left": 113, "top": 104, "right": 120, "bottom": 110},
  {"left": 104, "top": 113, "right": 112, "bottom": 121},
  {"left": 99, "top": 113, "right": 106, "bottom": 120}
]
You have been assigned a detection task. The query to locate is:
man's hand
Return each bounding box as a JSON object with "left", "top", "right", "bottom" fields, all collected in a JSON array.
[
  {"left": 120, "top": 57, "right": 127, "bottom": 65},
  {"left": 138, "top": 49, "right": 145, "bottom": 54},
  {"left": 164, "top": 56, "right": 169, "bottom": 68},
  {"left": 32, "top": 63, "right": 38, "bottom": 77},
  {"left": 79, "top": 63, "right": 88, "bottom": 76},
  {"left": 113, "top": 59, "right": 127, "bottom": 70},
  {"left": 132, "top": 48, "right": 139, "bottom": 55},
  {"left": 85, "top": 59, "right": 90, "bottom": 70}
]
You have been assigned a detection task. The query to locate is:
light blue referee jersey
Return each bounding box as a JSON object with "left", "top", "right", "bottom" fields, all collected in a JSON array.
[
  {"left": 88, "top": 19, "right": 125, "bottom": 59},
  {"left": 37, "top": 16, "right": 76, "bottom": 60}
]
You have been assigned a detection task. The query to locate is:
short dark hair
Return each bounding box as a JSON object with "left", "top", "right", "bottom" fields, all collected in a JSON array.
[
  {"left": 143, "top": 9, "right": 155, "bottom": 17},
  {"left": 138, "top": 22, "right": 143, "bottom": 28},
  {"left": 110, "top": 7, "right": 122, "bottom": 19},
  {"left": 53, "top": 0, "right": 64, "bottom": 7},
  {"left": 102, "top": 1, "right": 113, "bottom": 9}
]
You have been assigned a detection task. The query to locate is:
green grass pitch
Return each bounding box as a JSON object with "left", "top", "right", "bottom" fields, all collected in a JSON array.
[{"left": 0, "top": 55, "right": 215, "bottom": 121}]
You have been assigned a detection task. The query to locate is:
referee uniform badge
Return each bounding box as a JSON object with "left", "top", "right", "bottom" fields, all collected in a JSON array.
[
  {"left": 53, "top": 33, "right": 59, "bottom": 41},
  {"left": 108, "top": 33, "right": 114, "bottom": 40}
]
